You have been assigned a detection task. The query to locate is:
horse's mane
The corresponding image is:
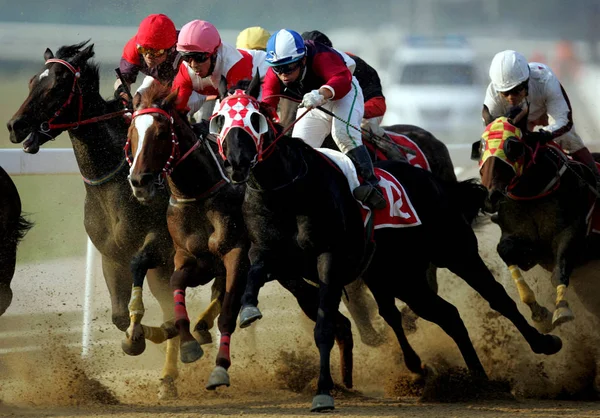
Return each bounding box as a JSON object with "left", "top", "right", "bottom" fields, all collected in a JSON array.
[
  {"left": 55, "top": 40, "right": 100, "bottom": 94},
  {"left": 139, "top": 82, "right": 173, "bottom": 109}
]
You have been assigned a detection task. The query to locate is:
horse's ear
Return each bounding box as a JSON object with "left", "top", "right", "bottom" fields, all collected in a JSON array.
[
  {"left": 133, "top": 92, "right": 142, "bottom": 109},
  {"left": 44, "top": 48, "right": 54, "bottom": 61},
  {"left": 73, "top": 43, "right": 95, "bottom": 65},
  {"left": 248, "top": 69, "right": 261, "bottom": 100},
  {"left": 162, "top": 87, "right": 179, "bottom": 109},
  {"left": 470, "top": 140, "right": 482, "bottom": 161},
  {"left": 482, "top": 105, "right": 494, "bottom": 126},
  {"left": 503, "top": 136, "right": 525, "bottom": 162},
  {"left": 218, "top": 75, "right": 228, "bottom": 100}
]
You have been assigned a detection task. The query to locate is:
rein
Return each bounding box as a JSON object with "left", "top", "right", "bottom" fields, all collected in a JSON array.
[{"left": 41, "top": 58, "right": 128, "bottom": 132}]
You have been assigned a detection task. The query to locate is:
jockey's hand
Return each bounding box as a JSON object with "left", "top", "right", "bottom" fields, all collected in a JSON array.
[
  {"left": 301, "top": 89, "right": 326, "bottom": 110},
  {"left": 114, "top": 84, "right": 132, "bottom": 108},
  {"left": 526, "top": 129, "right": 553, "bottom": 146}
]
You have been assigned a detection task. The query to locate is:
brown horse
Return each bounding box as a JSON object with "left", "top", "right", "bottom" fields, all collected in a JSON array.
[
  {"left": 127, "top": 83, "right": 355, "bottom": 390},
  {"left": 0, "top": 165, "right": 33, "bottom": 316},
  {"left": 6, "top": 41, "right": 193, "bottom": 398},
  {"left": 475, "top": 106, "right": 600, "bottom": 330}
]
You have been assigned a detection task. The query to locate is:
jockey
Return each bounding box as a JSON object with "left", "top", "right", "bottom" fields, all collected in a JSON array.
[
  {"left": 301, "top": 30, "right": 388, "bottom": 139},
  {"left": 262, "top": 29, "right": 386, "bottom": 210},
  {"left": 172, "top": 20, "right": 269, "bottom": 120},
  {"left": 114, "top": 14, "right": 181, "bottom": 102},
  {"left": 484, "top": 50, "right": 600, "bottom": 184},
  {"left": 236, "top": 26, "right": 271, "bottom": 51}
]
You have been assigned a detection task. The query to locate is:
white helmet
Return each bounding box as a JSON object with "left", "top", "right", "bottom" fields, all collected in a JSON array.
[{"left": 489, "top": 50, "right": 530, "bottom": 92}]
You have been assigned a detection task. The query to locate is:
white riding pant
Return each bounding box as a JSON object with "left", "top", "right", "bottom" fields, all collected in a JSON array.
[
  {"left": 292, "top": 76, "right": 364, "bottom": 154},
  {"left": 361, "top": 116, "right": 385, "bottom": 137},
  {"left": 553, "top": 128, "right": 586, "bottom": 153}
]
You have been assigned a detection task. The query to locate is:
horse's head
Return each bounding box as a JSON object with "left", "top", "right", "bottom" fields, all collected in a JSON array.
[
  {"left": 7, "top": 41, "right": 98, "bottom": 154},
  {"left": 210, "top": 73, "right": 271, "bottom": 183},
  {"left": 476, "top": 105, "right": 529, "bottom": 212},
  {"left": 127, "top": 83, "right": 183, "bottom": 202}
]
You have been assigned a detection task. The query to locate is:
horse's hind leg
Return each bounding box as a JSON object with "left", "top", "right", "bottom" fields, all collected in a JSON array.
[
  {"left": 399, "top": 278, "right": 487, "bottom": 377},
  {"left": 448, "top": 251, "right": 562, "bottom": 356},
  {"left": 278, "top": 276, "right": 354, "bottom": 390},
  {"left": 146, "top": 267, "right": 180, "bottom": 400},
  {"left": 366, "top": 279, "right": 424, "bottom": 376},
  {"left": 193, "top": 276, "right": 225, "bottom": 345},
  {"left": 206, "top": 247, "right": 249, "bottom": 390},
  {"left": 550, "top": 232, "right": 578, "bottom": 327},
  {"left": 342, "top": 278, "right": 386, "bottom": 347}
]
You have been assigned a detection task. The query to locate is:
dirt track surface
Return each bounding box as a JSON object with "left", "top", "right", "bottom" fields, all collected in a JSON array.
[{"left": 1, "top": 217, "right": 599, "bottom": 417}]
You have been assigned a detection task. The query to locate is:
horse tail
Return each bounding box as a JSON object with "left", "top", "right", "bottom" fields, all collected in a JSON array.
[
  {"left": 443, "top": 178, "right": 487, "bottom": 225},
  {"left": 8, "top": 214, "right": 34, "bottom": 245}
]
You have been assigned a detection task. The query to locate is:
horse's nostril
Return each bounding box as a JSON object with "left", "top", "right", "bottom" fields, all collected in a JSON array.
[
  {"left": 7, "top": 118, "right": 28, "bottom": 134},
  {"left": 130, "top": 173, "right": 155, "bottom": 188}
]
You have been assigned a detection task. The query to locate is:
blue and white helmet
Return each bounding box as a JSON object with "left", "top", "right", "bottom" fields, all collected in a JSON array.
[{"left": 265, "top": 29, "right": 306, "bottom": 66}]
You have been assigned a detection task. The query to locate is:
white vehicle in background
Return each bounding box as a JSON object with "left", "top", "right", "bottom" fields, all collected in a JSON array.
[{"left": 382, "top": 36, "right": 484, "bottom": 144}]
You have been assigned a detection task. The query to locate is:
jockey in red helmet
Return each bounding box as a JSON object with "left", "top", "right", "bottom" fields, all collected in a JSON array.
[
  {"left": 171, "top": 20, "right": 268, "bottom": 120},
  {"left": 114, "top": 14, "right": 181, "bottom": 102}
]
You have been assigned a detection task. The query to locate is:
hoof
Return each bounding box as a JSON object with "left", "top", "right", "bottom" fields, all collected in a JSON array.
[
  {"left": 310, "top": 394, "right": 335, "bottom": 412},
  {"left": 180, "top": 339, "right": 204, "bottom": 364},
  {"left": 534, "top": 334, "right": 563, "bottom": 355},
  {"left": 206, "top": 366, "right": 230, "bottom": 390},
  {"left": 121, "top": 336, "right": 146, "bottom": 356},
  {"left": 358, "top": 327, "right": 386, "bottom": 347},
  {"left": 552, "top": 306, "right": 575, "bottom": 328},
  {"left": 161, "top": 321, "right": 179, "bottom": 339},
  {"left": 193, "top": 321, "right": 213, "bottom": 345},
  {"left": 157, "top": 376, "right": 178, "bottom": 400},
  {"left": 239, "top": 305, "right": 262, "bottom": 329}
]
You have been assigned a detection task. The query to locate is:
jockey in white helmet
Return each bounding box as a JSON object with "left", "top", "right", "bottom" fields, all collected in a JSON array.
[
  {"left": 484, "top": 50, "right": 600, "bottom": 183},
  {"left": 261, "top": 29, "right": 386, "bottom": 210}
]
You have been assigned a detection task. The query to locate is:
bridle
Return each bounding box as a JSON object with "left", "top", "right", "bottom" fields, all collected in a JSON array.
[
  {"left": 126, "top": 107, "right": 202, "bottom": 177},
  {"left": 39, "top": 58, "right": 128, "bottom": 135}
]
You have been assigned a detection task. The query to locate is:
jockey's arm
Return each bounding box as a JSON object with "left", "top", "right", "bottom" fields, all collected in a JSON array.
[
  {"left": 312, "top": 51, "right": 353, "bottom": 100},
  {"left": 171, "top": 64, "right": 195, "bottom": 113},
  {"left": 543, "top": 76, "right": 574, "bottom": 138},
  {"left": 482, "top": 83, "right": 505, "bottom": 126}
]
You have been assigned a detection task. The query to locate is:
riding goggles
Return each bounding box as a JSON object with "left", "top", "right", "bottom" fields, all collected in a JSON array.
[
  {"left": 180, "top": 52, "right": 212, "bottom": 64},
  {"left": 500, "top": 81, "right": 528, "bottom": 97},
  {"left": 271, "top": 60, "right": 303, "bottom": 75},
  {"left": 136, "top": 45, "right": 167, "bottom": 57}
]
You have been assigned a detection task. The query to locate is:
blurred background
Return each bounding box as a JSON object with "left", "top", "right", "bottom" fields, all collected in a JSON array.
[{"left": 1, "top": 0, "right": 600, "bottom": 366}]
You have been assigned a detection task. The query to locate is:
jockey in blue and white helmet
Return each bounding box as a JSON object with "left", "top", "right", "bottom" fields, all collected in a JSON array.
[{"left": 261, "top": 29, "right": 386, "bottom": 210}]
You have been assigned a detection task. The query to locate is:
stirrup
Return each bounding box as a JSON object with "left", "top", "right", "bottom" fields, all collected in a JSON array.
[{"left": 353, "top": 185, "right": 386, "bottom": 210}]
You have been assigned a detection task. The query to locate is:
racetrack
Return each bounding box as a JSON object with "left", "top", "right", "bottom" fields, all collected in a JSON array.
[{"left": 1, "top": 217, "right": 599, "bottom": 417}]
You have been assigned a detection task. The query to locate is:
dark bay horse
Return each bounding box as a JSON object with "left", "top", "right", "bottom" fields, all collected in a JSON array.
[
  {"left": 215, "top": 77, "right": 563, "bottom": 412},
  {"left": 475, "top": 106, "right": 600, "bottom": 330},
  {"left": 127, "top": 83, "right": 354, "bottom": 390},
  {"left": 6, "top": 41, "right": 185, "bottom": 398},
  {"left": 0, "top": 165, "right": 33, "bottom": 315}
]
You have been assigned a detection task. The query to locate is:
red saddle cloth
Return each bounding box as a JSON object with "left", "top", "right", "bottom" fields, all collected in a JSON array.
[
  {"left": 359, "top": 168, "right": 421, "bottom": 230},
  {"left": 366, "top": 131, "right": 431, "bottom": 171}
]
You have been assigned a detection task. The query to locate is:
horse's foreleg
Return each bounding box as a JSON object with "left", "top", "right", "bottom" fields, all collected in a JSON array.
[
  {"left": 171, "top": 253, "right": 204, "bottom": 364},
  {"left": 342, "top": 278, "right": 385, "bottom": 347},
  {"left": 0, "top": 247, "right": 16, "bottom": 316},
  {"left": 193, "top": 276, "right": 225, "bottom": 345},
  {"left": 311, "top": 252, "right": 342, "bottom": 413},
  {"left": 207, "top": 246, "right": 249, "bottom": 390},
  {"left": 239, "top": 245, "right": 271, "bottom": 328},
  {"left": 101, "top": 258, "right": 132, "bottom": 332},
  {"left": 508, "top": 265, "right": 553, "bottom": 329}
]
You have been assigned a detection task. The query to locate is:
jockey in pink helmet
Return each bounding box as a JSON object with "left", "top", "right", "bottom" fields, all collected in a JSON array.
[
  {"left": 172, "top": 20, "right": 268, "bottom": 118},
  {"left": 114, "top": 14, "right": 181, "bottom": 102}
]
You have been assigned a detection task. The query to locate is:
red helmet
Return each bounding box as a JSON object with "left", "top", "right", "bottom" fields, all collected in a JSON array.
[{"left": 136, "top": 14, "right": 177, "bottom": 50}]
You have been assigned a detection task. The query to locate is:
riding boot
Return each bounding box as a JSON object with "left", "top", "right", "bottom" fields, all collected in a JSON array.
[
  {"left": 346, "top": 145, "right": 387, "bottom": 210},
  {"left": 571, "top": 147, "right": 600, "bottom": 191}
]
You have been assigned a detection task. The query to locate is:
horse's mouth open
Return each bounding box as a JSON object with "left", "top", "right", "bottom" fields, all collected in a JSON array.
[{"left": 23, "top": 131, "right": 42, "bottom": 154}]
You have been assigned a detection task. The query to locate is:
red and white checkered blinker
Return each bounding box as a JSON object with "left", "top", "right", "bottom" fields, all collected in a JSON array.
[{"left": 210, "top": 90, "right": 268, "bottom": 160}]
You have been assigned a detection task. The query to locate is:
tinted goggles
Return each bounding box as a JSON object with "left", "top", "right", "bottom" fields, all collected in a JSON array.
[
  {"left": 271, "top": 60, "right": 303, "bottom": 75},
  {"left": 181, "top": 52, "right": 212, "bottom": 63},
  {"left": 136, "top": 44, "right": 167, "bottom": 57},
  {"left": 500, "top": 81, "right": 528, "bottom": 97}
]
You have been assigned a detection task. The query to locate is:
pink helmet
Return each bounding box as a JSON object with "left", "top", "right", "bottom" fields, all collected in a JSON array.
[{"left": 177, "top": 20, "right": 222, "bottom": 54}]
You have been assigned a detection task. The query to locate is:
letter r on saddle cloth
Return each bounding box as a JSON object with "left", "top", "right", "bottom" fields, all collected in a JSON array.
[{"left": 317, "top": 148, "right": 421, "bottom": 232}]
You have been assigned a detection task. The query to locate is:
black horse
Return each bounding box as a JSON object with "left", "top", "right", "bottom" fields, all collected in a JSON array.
[
  {"left": 0, "top": 165, "right": 33, "bottom": 316},
  {"left": 6, "top": 41, "right": 183, "bottom": 398},
  {"left": 474, "top": 105, "right": 600, "bottom": 330},
  {"left": 214, "top": 77, "right": 563, "bottom": 412}
]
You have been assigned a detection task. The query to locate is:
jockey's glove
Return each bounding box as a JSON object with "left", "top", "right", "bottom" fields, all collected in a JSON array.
[
  {"left": 526, "top": 129, "right": 553, "bottom": 146},
  {"left": 301, "top": 89, "right": 326, "bottom": 110}
]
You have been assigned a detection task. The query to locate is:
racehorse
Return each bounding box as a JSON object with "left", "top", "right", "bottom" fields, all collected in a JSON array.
[
  {"left": 0, "top": 165, "right": 33, "bottom": 316},
  {"left": 214, "top": 76, "right": 563, "bottom": 412},
  {"left": 6, "top": 41, "right": 197, "bottom": 398},
  {"left": 126, "top": 82, "right": 355, "bottom": 390},
  {"left": 474, "top": 105, "right": 600, "bottom": 330}
]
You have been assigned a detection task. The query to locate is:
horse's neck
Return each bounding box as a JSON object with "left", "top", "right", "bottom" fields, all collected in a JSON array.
[
  {"left": 250, "top": 142, "right": 304, "bottom": 190},
  {"left": 69, "top": 92, "right": 126, "bottom": 183},
  {"left": 168, "top": 133, "right": 227, "bottom": 198}
]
